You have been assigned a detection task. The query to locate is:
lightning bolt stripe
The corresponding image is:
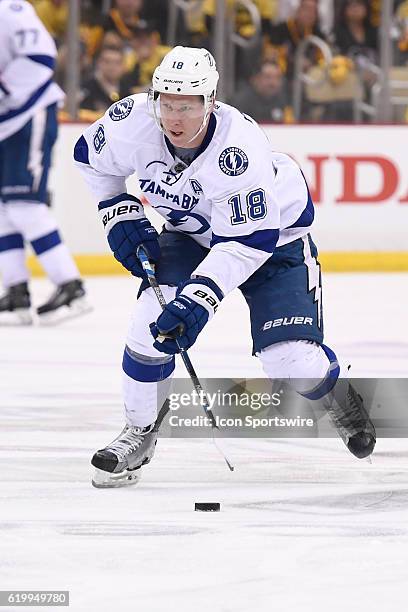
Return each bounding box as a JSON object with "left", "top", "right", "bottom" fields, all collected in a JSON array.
[{"left": 302, "top": 235, "right": 322, "bottom": 329}]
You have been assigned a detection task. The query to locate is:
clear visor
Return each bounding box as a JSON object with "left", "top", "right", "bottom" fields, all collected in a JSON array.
[{"left": 148, "top": 90, "right": 207, "bottom": 123}]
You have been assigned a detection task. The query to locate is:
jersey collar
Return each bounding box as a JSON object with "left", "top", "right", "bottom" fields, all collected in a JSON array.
[{"left": 164, "top": 113, "right": 217, "bottom": 163}]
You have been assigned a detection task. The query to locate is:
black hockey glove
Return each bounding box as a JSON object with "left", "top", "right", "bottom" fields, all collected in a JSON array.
[{"left": 98, "top": 193, "right": 160, "bottom": 277}]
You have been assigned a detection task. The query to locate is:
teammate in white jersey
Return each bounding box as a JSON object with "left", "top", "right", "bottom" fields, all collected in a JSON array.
[
  {"left": 74, "top": 46, "right": 376, "bottom": 488},
  {"left": 0, "top": 0, "right": 91, "bottom": 325}
]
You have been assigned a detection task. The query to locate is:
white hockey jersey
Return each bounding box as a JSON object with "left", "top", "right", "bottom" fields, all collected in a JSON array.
[
  {"left": 0, "top": 0, "right": 64, "bottom": 141},
  {"left": 74, "top": 94, "right": 315, "bottom": 295}
]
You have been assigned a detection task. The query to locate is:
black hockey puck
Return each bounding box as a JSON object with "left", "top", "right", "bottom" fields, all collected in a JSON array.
[{"left": 194, "top": 502, "right": 220, "bottom": 512}]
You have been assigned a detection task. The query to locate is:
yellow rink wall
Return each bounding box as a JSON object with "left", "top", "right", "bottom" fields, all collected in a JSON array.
[
  {"left": 26, "top": 251, "right": 408, "bottom": 276},
  {"left": 29, "top": 123, "right": 408, "bottom": 275}
]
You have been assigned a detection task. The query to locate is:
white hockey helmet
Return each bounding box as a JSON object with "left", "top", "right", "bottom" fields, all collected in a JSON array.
[
  {"left": 148, "top": 46, "right": 219, "bottom": 141},
  {"left": 152, "top": 46, "right": 219, "bottom": 98}
]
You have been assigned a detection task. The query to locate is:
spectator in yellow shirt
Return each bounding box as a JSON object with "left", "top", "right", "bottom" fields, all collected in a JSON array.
[
  {"left": 202, "top": 0, "right": 278, "bottom": 38},
  {"left": 31, "top": 0, "right": 68, "bottom": 44}
]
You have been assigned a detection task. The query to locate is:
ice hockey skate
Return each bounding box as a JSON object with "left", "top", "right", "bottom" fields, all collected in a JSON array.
[
  {"left": 323, "top": 380, "right": 376, "bottom": 459},
  {"left": 0, "top": 282, "right": 33, "bottom": 325},
  {"left": 37, "top": 279, "right": 92, "bottom": 325},
  {"left": 91, "top": 423, "right": 159, "bottom": 488}
]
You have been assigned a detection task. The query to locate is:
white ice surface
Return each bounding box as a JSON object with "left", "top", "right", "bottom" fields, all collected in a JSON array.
[{"left": 1, "top": 274, "right": 408, "bottom": 612}]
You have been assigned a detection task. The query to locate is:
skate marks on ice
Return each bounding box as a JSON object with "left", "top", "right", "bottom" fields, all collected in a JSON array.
[
  {"left": 1, "top": 276, "right": 408, "bottom": 610},
  {"left": 1, "top": 438, "right": 408, "bottom": 612},
  {"left": 1, "top": 436, "right": 408, "bottom": 521}
]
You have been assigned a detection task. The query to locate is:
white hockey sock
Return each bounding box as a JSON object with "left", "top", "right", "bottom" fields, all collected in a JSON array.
[
  {"left": 122, "top": 285, "right": 178, "bottom": 427},
  {"left": 259, "top": 340, "right": 332, "bottom": 394},
  {"left": 123, "top": 372, "right": 173, "bottom": 428},
  {"left": 0, "top": 248, "right": 29, "bottom": 288},
  {"left": 34, "top": 242, "right": 80, "bottom": 285},
  {"left": 7, "top": 202, "right": 80, "bottom": 285},
  {"left": 0, "top": 202, "right": 29, "bottom": 287}
]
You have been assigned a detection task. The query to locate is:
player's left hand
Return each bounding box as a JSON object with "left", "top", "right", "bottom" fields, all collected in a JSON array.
[{"left": 149, "top": 278, "right": 223, "bottom": 354}]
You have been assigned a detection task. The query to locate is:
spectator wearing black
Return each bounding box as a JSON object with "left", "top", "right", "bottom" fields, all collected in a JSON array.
[
  {"left": 101, "top": 0, "right": 144, "bottom": 49},
  {"left": 265, "top": 0, "right": 327, "bottom": 80},
  {"left": 80, "top": 46, "right": 130, "bottom": 116},
  {"left": 230, "top": 60, "right": 294, "bottom": 123},
  {"left": 139, "top": 0, "right": 169, "bottom": 44},
  {"left": 100, "top": 0, "right": 166, "bottom": 44},
  {"left": 333, "top": 0, "right": 378, "bottom": 65}
]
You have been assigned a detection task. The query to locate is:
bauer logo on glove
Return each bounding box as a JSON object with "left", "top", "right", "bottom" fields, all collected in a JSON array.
[
  {"left": 101, "top": 203, "right": 141, "bottom": 229},
  {"left": 192, "top": 289, "right": 219, "bottom": 313},
  {"left": 98, "top": 193, "right": 161, "bottom": 278}
]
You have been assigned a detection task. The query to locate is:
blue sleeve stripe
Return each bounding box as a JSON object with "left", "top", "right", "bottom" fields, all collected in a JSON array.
[
  {"left": 0, "top": 233, "right": 24, "bottom": 252},
  {"left": 122, "top": 346, "right": 175, "bottom": 382},
  {"left": 27, "top": 54, "right": 55, "bottom": 70},
  {"left": 73, "top": 135, "right": 90, "bottom": 165},
  {"left": 210, "top": 228, "right": 279, "bottom": 253},
  {"left": 98, "top": 193, "right": 141, "bottom": 210},
  {"left": 0, "top": 81, "right": 10, "bottom": 96},
  {"left": 31, "top": 230, "right": 61, "bottom": 255},
  {"left": 288, "top": 171, "right": 315, "bottom": 229},
  {"left": 0, "top": 79, "right": 52, "bottom": 123}
]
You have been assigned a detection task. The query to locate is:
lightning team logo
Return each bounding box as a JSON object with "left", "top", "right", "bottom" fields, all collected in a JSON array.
[
  {"left": 219, "top": 147, "right": 249, "bottom": 177},
  {"left": 109, "top": 98, "right": 134, "bottom": 121},
  {"left": 156, "top": 206, "right": 210, "bottom": 235}
]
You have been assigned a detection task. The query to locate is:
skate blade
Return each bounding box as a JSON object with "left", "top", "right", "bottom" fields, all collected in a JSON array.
[
  {"left": 37, "top": 298, "right": 93, "bottom": 326},
  {"left": 0, "top": 309, "right": 33, "bottom": 326},
  {"left": 91, "top": 467, "right": 142, "bottom": 489}
]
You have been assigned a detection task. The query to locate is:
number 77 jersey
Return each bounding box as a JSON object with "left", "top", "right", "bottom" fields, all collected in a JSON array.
[
  {"left": 0, "top": 0, "right": 64, "bottom": 141},
  {"left": 74, "top": 94, "right": 315, "bottom": 296}
]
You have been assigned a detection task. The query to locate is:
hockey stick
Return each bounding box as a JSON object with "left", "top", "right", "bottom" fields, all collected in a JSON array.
[{"left": 137, "top": 246, "right": 234, "bottom": 472}]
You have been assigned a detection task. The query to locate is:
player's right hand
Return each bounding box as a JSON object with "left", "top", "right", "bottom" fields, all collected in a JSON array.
[
  {"left": 98, "top": 193, "right": 160, "bottom": 277},
  {"left": 149, "top": 277, "right": 223, "bottom": 354}
]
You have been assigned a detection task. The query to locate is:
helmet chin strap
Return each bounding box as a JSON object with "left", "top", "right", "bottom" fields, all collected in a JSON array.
[{"left": 181, "top": 108, "right": 210, "bottom": 145}]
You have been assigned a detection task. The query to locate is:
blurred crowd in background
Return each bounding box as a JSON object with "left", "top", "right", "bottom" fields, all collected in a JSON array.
[{"left": 30, "top": 0, "right": 408, "bottom": 123}]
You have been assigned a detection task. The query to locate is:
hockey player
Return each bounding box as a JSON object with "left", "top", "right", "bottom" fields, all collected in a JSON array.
[
  {"left": 74, "top": 46, "right": 376, "bottom": 488},
  {"left": 0, "top": 0, "right": 91, "bottom": 325}
]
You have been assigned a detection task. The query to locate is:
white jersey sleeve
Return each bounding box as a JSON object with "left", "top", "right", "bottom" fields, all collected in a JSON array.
[
  {"left": 0, "top": 1, "right": 59, "bottom": 114},
  {"left": 74, "top": 111, "right": 136, "bottom": 201}
]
